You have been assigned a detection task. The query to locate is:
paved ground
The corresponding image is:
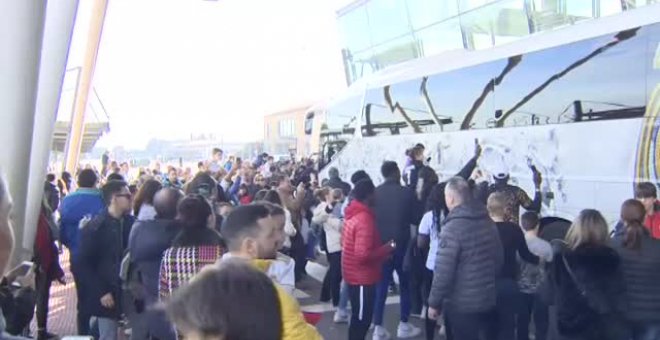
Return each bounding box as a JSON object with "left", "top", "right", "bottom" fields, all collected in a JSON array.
[{"left": 39, "top": 252, "right": 439, "bottom": 339}]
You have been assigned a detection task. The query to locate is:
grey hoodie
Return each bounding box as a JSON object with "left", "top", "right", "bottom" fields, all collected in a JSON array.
[{"left": 428, "top": 202, "right": 504, "bottom": 313}]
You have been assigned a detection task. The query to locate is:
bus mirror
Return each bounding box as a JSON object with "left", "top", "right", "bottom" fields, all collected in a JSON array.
[
  {"left": 495, "top": 109, "right": 503, "bottom": 119},
  {"left": 304, "top": 112, "right": 314, "bottom": 135}
]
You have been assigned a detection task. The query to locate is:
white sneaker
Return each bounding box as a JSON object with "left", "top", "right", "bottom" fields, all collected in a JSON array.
[
  {"left": 397, "top": 322, "right": 422, "bottom": 338},
  {"left": 372, "top": 325, "right": 392, "bottom": 340},
  {"left": 333, "top": 309, "right": 350, "bottom": 324}
]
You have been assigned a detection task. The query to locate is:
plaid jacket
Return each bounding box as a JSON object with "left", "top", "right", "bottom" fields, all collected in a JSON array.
[{"left": 158, "top": 245, "right": 224, "bottom": 299}]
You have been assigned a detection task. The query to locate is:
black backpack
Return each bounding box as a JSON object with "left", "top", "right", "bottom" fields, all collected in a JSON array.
[{"left": 0, "top": 280, "right": 35, "bottom": 336}]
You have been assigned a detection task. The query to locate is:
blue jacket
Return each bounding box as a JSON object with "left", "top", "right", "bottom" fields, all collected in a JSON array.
[{"left": 58, "top": 188, "right": 105, "bottom": 259}]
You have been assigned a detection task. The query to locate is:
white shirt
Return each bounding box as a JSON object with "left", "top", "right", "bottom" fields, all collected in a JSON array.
[
  {"left": 221, "top": 252, "right": 296, "bottom": 295},
  {"left": 137, "top": 204, "right": 157, "bottom": 221},
  {"left": 418, "top": 210, "right": 441, "bottom": 271}
]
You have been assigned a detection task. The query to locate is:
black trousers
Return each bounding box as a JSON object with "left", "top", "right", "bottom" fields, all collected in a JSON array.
[
  {"left": 410, "top": 247, "right": 426, "bottom": 315},
  {"left": 517, "top": 292, "right": 548, "bottom": 340},
  {"left": 71, "top": 260, "right": 91, "bottom": 336},
  {"left": 447, "top": 308, "right": 495, "bottom": 340},
  {"left": 422, "top": 268, "right": 454, "bottom": 340},
  {"left": 495, "top": 279, "right": 521, "bottom": 340},
  {"left": 35, "top": 268, "right": 52, "bottom": 335},
  {"left": 290, "top": 233, "right": 307, "bottom": 282},
  {"left": 321, "top": 252, "right": 342, "bottom": 306},
  {"left": 348, "top": 284, "right": 376, "bottom": 340}
]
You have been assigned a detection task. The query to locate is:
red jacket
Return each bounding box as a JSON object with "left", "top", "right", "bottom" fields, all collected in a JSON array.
[
  {"left": 645, "top": 210, "right": 660, "bottom": 239},
  {"left": 341, "top": 200, "right": 391, "bottom": 285}
]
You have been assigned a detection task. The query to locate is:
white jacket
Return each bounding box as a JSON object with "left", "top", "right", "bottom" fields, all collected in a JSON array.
[
  {"left": 312, "top": 202, "right": 343, "bottom": 254},
  {"left": 282, "top": 208, "right": 297, "bottom": 248}
]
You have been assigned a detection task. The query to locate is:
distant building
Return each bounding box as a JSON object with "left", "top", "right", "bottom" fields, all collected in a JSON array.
[{"left": 263, "top": 105, "right": 312, "bottom": 158}]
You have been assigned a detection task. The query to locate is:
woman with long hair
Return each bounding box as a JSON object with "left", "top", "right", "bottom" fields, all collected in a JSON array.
[
  {"left": 547, "top": 209, "right": 629, "bottom": 340},
  {"left": 159, "top": 195, "right": 224, "bottom": 298},
  {"left": 611, "top": 199, "right": 660, "bottom": 340},
  {"left": 312, "top": 187, "right": 345, "bottom": 321},
  {"left": 417, "top": 184, "right": 451, "bottom": 340},
  {"left": 133, "top": 179, "right": 162, "bottom": 220}
]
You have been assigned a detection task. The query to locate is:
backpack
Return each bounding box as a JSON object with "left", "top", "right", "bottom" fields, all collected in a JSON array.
[{"left": 0, "top": 280, "right": 35, "bottom": 336}]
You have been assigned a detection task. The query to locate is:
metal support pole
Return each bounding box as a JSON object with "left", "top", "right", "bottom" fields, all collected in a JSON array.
[{"left": 64, "top": 0, "right": 110, "bottom": 173}]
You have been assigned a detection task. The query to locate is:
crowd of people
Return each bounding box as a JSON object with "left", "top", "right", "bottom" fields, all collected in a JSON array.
[{"left": 0, "top": 141, "right": 659, "bottom": 340}]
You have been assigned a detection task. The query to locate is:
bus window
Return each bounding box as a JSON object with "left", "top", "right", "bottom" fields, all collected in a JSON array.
[
  {"left": 494, "top": 27, "right": 646, "bottom": 127},
  {"left": 425, "top": 60, "right": 505, "bottom": 131}
]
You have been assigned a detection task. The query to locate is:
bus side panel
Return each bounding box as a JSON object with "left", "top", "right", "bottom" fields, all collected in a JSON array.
[{"left": 323, "top": 119, "right": 644, "bottom": 223}]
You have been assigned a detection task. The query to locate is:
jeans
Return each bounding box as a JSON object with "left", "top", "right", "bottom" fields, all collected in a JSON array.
[
  {"left": 446, "top": 308, "right": 495, "bottom": 340},
  {"left": 374, "top": 246, "right": 410, "bottom": 326},
  {"left": 338, "top": 280, "right": 350, "bottom": 311},
  {"left": 348, "top": 284, "right": 376, "bottom": 340},
  {"left": 632, "top": 322, "right": 660, "bottom": 340},
  {"left": 495, "top": 279, "right": 521, "bottom": 340},
  {"left": 321, "top": 252, "right": 342, "bottom": 306},
  {"left": 306, "top": 230, "right": 318, "bottom": 260},
  {"left": 91, "top": 317, "right": 118, "bottom": 340},
  {"left": 517, "top": 292, "right": 548, "bottom": 340}
]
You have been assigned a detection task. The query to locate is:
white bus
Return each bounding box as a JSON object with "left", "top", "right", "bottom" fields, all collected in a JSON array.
[{"left": 305, "top": 5, "right": 660, "bottom": 223}]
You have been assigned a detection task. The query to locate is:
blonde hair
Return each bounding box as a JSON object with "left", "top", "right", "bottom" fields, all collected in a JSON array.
[
  {"left": 565, "top": 209, "right": 609, "bottom": 250},
  {"left": 487, "top": 192, "right": 506, "bottom": 219}
]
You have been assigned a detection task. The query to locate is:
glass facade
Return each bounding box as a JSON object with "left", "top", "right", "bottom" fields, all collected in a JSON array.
[{"left": 337, "top": 0, "right": 659, "bottom": 84}]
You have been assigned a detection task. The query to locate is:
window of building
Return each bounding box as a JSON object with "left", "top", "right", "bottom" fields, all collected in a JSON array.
[
  {"left": 458, "top": 0, "right": 499, "bottom": 12},
  {"left": 278, "top": 119, "right": 296, "bottom": 137},
  {"left": 493, "top": 28, "right": 647, "bottom": 128},
  {"left": 415, "top": 18, "right": 464, "bottom": 57},
  {"left": 337, "top": 4, "right": 371, "bottom": 55},
  {"left": 461, "top": 0, "right": 530, "bottom": 49},
  {"left": 371, "top": 34, "right": 420, "bottom": 70},
  {"left": 406, "top": 0, "right": 459, "bottom": 30},
  {"left": 366, "top": 0, "right": 412, "bottom": 45}
]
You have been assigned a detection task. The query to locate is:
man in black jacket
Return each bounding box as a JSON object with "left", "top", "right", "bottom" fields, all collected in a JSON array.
[
  {"left": 372, "top": 161, "right": 421, "bottom": 339},
  {"left": 128, "top": 188, "right": 183, "bottom": 340},
  {"left": 428, "top": 177, "right": 503, "bottom": 340},
  {"left": 326, "top": 167, "right": 351, "bottom": 196},
  {"left": 78, "top": 180, "right": 135, "bottom": 340}
]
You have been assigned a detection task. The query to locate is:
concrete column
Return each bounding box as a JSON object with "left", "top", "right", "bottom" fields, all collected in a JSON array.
[
  {"left": 64, "top": 0, "right": 109, "bottom": 173},
  {"left": 0, "top": 0, "right": 48, "bottom": 262},
  {"left": 23, "top": 0, "right": 80, "bottom": 252}
]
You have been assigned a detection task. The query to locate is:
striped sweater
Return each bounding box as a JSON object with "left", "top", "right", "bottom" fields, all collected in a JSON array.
[{"left": 158, "top": 245, "right": 224, "bottom": 299}]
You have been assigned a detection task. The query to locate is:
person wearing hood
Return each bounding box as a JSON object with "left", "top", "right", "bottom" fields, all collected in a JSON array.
[
  {"left": 427, "top": 177, "right": 504, "bottom": 340},
  {"left": 326, "top": 167, "right": 351, "bottom": 196},
  {"left": 545, "top": 209, "right": 629, "bottom": 340},
  {"left": 342, "top": 179, "right": 395, "bottom": 340}
]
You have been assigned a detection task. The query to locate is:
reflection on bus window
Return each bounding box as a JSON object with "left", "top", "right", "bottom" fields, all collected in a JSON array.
[{"left": 495, "top": 28, "right": 646, "bottom": 127}]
